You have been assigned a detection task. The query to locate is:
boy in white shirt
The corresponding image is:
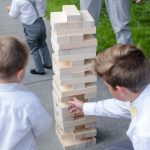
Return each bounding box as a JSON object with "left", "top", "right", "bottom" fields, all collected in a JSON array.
[
  {"left": 0, "top": 36, "right": 52, "bottom": 150},
  {"left": 68, "top": 44, "right": 150, "bottom": 150},
  {"left": 7, "top": 0, "right": 52, "bottom": 75}
]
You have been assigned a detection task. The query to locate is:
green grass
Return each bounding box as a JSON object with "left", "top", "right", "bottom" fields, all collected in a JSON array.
[{"left": 46, "top": 0, "right": 150, "bottom": 57}]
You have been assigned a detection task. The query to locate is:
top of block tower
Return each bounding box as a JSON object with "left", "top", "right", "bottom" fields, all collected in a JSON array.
[{"left": 63, "top": 5, "right": 81, "bottom": 22}]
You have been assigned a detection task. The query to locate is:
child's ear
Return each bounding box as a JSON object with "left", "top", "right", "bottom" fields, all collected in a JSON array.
[
  {"left": 16, "top": 68, "right": 25, "bottom": 82},
  {"left": 116, "top": 86, "right": 128, "bottom": 98}
]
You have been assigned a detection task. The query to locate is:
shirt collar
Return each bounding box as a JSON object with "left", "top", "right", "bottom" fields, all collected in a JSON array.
[
  {"left": 0, "top": 82, "right": 26, "bottom": 92},
  {"left": 131, "top": 84, "right": 150, "bottom": 108}
]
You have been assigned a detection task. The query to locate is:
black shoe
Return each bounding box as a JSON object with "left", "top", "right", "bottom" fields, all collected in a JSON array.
[
  {"left": 30, "top": 69, "right": 45, "bottom": 75},
  {"left": 43, "top": 65, "right": 52, "bottom": 69}
]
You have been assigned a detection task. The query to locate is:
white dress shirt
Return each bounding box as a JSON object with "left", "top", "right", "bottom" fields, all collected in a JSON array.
[
  {"left": 83, "top": 84, "right": 150, "bottom": 150},
  {"left": 0, "top": 83, "right": 52, "bottom": 150},
  {"left": 9, "top": 0, "right": 46, "bottom": 25}
]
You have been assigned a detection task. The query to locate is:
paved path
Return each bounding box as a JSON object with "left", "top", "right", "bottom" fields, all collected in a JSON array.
[{"left": 0, "top": 1, "right": 130, "bottom": 149}]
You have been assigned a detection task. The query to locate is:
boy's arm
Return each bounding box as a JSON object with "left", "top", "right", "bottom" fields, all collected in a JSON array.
[
  {"left": 83, "top": 99, "right": 130, "bottom": 119},
  {"left": 69, "top": 97, "right": 130, "bottom": 119},
  {"left": 8, "top": 0, "right": 20, "bottom": 19}
]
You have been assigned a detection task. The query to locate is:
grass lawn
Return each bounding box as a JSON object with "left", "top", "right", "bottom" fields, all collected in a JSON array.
[{"left": 46, "top": 0, "right": 150, "bottom": 57}]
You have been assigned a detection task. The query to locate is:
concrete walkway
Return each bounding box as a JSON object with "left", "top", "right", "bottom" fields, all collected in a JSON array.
[{"left": 0, "top": 0, "right": 130, "bottom": 150}]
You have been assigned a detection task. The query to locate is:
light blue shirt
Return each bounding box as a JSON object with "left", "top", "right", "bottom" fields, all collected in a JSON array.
[
  {"left": 9, "top": 0, "right": 46, "bottom": 25},
  {"left": 0, "top": 83, "right": 52, "bottom": 150}
]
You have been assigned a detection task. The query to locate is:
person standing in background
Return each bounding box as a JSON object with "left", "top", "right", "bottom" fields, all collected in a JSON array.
[
  {"left": 80, "top": 0, "right": 132, "bottom": 44},
  {"left": 7, "top": 0, "right": 52, "bottom": 75}
]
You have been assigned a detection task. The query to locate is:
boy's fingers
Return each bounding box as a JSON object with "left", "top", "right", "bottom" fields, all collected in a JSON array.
[
  {"left": 74, "top": 109, "right": 83, "bottom": 115},
  {"left": 68, "top": 107, "right": 77, "bottom": 113}
]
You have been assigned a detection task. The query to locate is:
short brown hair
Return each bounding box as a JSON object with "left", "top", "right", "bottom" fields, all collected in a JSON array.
[
  {"left": 0, "top": 36, "right": 29, "bottom": 79},
  {"left": 94, "top": 44, "right": 150, "bottom": 93}
]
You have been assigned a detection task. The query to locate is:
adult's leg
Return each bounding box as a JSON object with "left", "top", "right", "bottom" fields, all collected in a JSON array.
[
  {"left": 103, "top": 137, "right": 134, "bottom": 150},
  {"left": 105, "top": 0, "right": 132, "bottom": 44},
  {"left": 39, "top": 18, "right": 52, "bottom": 68},
  {"left": 80, "top": 0, "right": 103, "bottom": 25}
]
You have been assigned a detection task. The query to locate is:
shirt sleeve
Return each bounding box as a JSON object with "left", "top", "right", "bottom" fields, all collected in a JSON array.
[
  {"left": 9, "top": 0, "right": 20, "bottom": 19},
  {"left": 28, "top": 96, "right": 52, "bottom": 138},
  {"left": 83, "top": 98, "right": 131, "bottom": 119}
]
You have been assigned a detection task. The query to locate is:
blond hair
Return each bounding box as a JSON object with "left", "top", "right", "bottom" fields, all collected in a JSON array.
[
  {"left": 94, "top": 44, "right": 150, "bottom": 93},
  {"left": 0, "top": 36, "right": 29, "bottom": 79}
]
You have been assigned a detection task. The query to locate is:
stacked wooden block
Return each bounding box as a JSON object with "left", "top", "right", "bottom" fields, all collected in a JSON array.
[{"left": 50, "top": 5, "right": 97, "bottom": 150}]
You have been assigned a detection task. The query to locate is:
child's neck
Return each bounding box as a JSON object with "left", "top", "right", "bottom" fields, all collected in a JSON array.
[
  {"left": 128, "top": 90, "right": 143, "bottom": 103},
  {"left": 0, "top": 77, "right": 20, "bottom": 84}
]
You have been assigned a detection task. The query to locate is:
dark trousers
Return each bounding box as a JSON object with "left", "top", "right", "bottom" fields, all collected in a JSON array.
[{"left": 23, "top": 17, "right": 51, "bottom": 72}]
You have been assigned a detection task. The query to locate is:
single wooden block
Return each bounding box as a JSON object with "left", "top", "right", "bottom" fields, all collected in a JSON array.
[
  {"left": 56, "top": 125, "right": 96, "bottom": 150},
  {"left": 73, "top": 126, "right": 97, "bottom": 139},
  {"left": 53, "top": 26, "right": 96, "bottom": 36},
  {"left": 53, "top": 50, "right": 96, "bottom": 62},
  {"left": 52, "top": 33, "right": 84, "bottom": 45},
  {"left": 54, "top": 72, "right": 97, "bottom": 86},
  {"left": 62, "top": 5, "right": 81, "bottom": 22},
  {"left": 55, "top": 94, "right": 88, "bottom": 103},
  {"left": 52, "top": 34, "right": 97, "bottom": 50},
  {"left": 50, "top": 12, "right": 67, "bottom": 30},
  {"left": 53, "top": 47, "right": 96, "bottom": 62},
  {"left": 80, "top": 10, "right": 95, "bottom": 28}
]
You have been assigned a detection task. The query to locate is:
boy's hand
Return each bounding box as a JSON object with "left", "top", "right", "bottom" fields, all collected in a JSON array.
[
  {"left": 68, "top": 97, "right": 84, "bottom": 115},
  {"left": 5, "top": 5, "right": 11, "bottom": 12}
]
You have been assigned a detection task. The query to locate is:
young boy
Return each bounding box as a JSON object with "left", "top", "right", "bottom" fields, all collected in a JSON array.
[
  {"left": 7, "top": 0, "right": 52, "bottom": 75},
  {"left": 0, "top": 36, "right": 52, "bottom": 149},
  {"left": 68, "top": 44, "right": 150, "bottom": 150}
]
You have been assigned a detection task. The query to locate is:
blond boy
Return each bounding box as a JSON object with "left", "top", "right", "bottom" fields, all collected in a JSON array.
[
  {"left": 0, "top": 36, "right": 52, "bottom": 149},
  {"left": 7, "top": 0, "right": 52, "bottom": 75},
  {"left": 68, "top": 44, "right": 150, "bottom": 150}
]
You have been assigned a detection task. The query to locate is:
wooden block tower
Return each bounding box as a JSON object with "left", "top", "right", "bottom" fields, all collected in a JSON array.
[{"left": 50, "top": 5, "right": 97, "bottom": 150}]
